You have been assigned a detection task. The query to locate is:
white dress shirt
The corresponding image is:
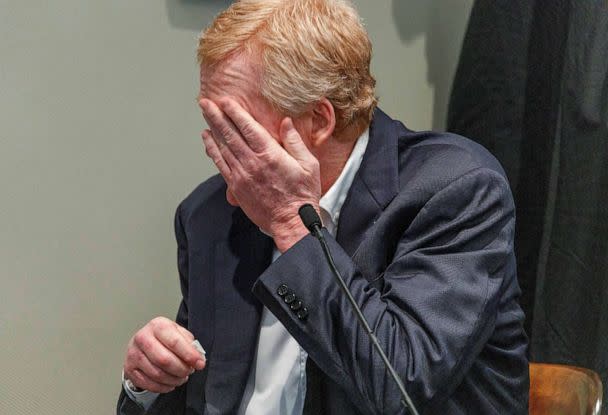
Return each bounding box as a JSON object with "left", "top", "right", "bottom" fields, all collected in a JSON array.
[{"left": 124, "top": 129, "right": 369, "bottom": 413}]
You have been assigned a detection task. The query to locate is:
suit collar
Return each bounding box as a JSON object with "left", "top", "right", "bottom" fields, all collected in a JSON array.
[
  {"left": 357, "top": 108, "right": 400, "bottom": 209},
  {"left": 336, "top": 108, "right": 400, "bottom": 255}
]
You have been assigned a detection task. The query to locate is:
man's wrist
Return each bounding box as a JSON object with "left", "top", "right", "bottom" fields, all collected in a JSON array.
[
  {"left": 122, "top": 370, "right": 145, "bottom": 393},
  {"left": 271, "top": 204, "right": 318, "bottom": 253},
  {"left": 122, "top": 369, "right": 160, "bottom": 411},
  {"left": 274, "top": 225, "right": 310, "bottom": 253}
]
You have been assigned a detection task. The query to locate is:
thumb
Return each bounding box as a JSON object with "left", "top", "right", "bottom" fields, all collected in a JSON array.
[{"left": 280, "top": 117, "right": 312, "bottom": 163}]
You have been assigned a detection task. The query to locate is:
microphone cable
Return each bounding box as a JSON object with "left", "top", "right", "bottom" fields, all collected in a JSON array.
[{"left": 298, "top": 204, "right": 420, "bottom": 415}]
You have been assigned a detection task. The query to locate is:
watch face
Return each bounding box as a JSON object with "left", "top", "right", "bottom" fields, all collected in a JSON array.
[
  {"left": 126, "top": 378, "right": 143, "bottom": 393},
  {"left": 123, "top": 371, "right": 143, "bottom": 393}
]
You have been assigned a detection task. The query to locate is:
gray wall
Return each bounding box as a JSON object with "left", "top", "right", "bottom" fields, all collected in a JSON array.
[{"left": 0, "top": 1, "right": 473, "bottom": 413}]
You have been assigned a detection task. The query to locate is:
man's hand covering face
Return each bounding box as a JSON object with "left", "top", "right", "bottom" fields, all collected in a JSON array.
[{"left": 200, "top": 97, "right": 322, "bottom": 252}]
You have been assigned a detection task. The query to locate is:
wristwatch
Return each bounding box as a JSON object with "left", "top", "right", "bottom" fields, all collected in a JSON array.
[{"left": 122, "top": 370, "right": 145, "bottom": 393}]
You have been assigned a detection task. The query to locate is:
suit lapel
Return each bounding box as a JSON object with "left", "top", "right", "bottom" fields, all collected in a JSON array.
[
  {"left": 336, "top": 109, "right": 400, "bottom": 256},
  {"left": 201, "top": 208, "right": 274, "bottom": 414}
]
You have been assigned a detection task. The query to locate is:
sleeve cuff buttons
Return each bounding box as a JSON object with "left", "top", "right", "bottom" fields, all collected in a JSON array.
[{"left": 276, "top": 283, "right": 308, "bottom": 321}]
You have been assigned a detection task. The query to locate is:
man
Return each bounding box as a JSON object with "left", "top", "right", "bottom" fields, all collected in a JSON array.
[{"left": 117, "top": 0, "right": 529, "bottom": 414}]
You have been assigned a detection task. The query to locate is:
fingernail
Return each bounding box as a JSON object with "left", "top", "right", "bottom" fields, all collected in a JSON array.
[{"left": 195, "top": 359, "right": 205, "bottom": 370}]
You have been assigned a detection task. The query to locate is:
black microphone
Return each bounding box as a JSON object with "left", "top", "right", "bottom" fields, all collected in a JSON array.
[
  {"left": 298, "top": 204, "right": 323, "bottom": 235},
  {"left": 298, "top": 204, "right": 420, "bottom": 415}
]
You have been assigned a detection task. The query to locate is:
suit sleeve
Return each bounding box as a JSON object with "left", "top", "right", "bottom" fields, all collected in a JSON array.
[
  {"left": 252, "top": 168, "right": 515, "bottom": 415},
  {"left": 116, "top": 204, "right": 190, "bottom": 415}
]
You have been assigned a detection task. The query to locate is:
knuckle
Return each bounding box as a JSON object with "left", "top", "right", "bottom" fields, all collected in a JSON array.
[
  {"left": 262, "top": 153, "right": 278, "bottom": 169},
  {"left": 221, "top": 97, "right": 235, "bottom": 110},
  {"left": 242, "top": 172, "right": 257, "bottom": 186},
  {"left": 156, "top": 353, "right": 172, "bottom": 368},
  {"left": 133, "top": 332, "right": 149, "bottom": 350},
  {"left": 243, "top": 158, "right": 259, "bottom": 174},
  {"left": 232, "top": 173, "right": 244, "bottom": 188},
  {"left": 220, "top": 125, "right": 234, "bottom": 141},
  {"left": 166, "top": 335, "right": 180, "bottom": 351},
  {"left": 240, "top": 123, "right": 255, "bottom": 139},
  {"left": 150, "top": 316, "right": 167, "bottom": 327},
  {"left": 178, "top": 326, "right": 194, "bottom": 341}
]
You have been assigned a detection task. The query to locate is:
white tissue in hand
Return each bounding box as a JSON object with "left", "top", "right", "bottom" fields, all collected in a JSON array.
[{"left": 192, "top": 340, "right": 206, "bottom": 358}]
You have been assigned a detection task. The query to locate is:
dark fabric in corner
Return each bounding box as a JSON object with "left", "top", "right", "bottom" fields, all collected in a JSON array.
[{"left": 448, "top": 1, "right": 608, "bottom": 413}]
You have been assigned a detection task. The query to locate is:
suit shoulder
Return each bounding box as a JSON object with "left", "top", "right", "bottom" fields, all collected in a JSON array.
[
  {"left": 176, "top": 174, "right": 228, "bottom": 221},
  {"left": 372, "top": 109, "right": 506, "bottom": 181},
  {"left": 396, "top": 129, "right": 509, "bottom": 191},
  {"left": 401, "top": 130, "right": 506, "bottom": 175}
]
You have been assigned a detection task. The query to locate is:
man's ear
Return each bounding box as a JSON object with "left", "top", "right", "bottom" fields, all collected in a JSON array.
[{"left": 310, "top": 98, "right": 336, "bottom": 147}]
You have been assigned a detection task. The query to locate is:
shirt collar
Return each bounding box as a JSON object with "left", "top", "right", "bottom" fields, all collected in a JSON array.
[{"left": 319, "top": 128, "right": 369, "bottom": 233}]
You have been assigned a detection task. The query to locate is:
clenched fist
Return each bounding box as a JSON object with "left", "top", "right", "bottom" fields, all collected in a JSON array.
[{"left": 123, "top": 317, "right": 206, "bottom": 393}]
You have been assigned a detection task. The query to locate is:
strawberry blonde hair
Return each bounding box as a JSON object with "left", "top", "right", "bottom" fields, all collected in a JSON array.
[{"left": 198, "top": 0, "right": 377, "bottom": 134}]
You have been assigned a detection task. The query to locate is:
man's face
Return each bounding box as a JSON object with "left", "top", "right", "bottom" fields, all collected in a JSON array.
[{"left": 198, "top": 55, "right": 287, "bottom": 144}]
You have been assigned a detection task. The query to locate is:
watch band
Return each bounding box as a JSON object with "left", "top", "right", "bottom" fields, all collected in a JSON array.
[{"left": 122, "top": 370, "right": 145, "bottom": 393}]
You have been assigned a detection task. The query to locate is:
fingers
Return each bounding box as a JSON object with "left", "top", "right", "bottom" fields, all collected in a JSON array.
[
  {"left": 217, "top": 97, "right": 276, "bottom": 154},
  {"left": 200, "top": 98, "right": 254, "bottom": 162},
  {"left": 155, "top": 325, "right": 205, "bottom": 371},
  {"left": 201, "top": 129, "right": 241, "bottom": 207},
  {"left": 124, "top": 317, "right": 207, "bottom": 394},
  {"left": 135, "top": 332, "right": 192, "bottom": 377},
  {"left": 129, "top": 368, "right": 178, "bottom": 394},
  {"left": 129, "top": 348, "right": 189, "bottom": 389},
  {"left": 279, "top": 117, "right": 313, "bottom": 164},
  {"left": 175, "top": 325, "right": 195, "bottom": 342},
  {"left": 202, "top": 129, "right": 232, "bottom": 179}
]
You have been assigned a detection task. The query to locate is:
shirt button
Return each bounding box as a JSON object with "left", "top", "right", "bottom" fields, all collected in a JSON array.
[
  {"left": 290, "top": 299, "right": 302, "bottom": 311},
  {"left": 277, "top": 284, "right": 289, "bottom": 297},
  {"left": 296, "top": 307, "right": 308, "bottom": 320},
  {"left": 284, "top": 292, "right": 296, "bottom": 304}
]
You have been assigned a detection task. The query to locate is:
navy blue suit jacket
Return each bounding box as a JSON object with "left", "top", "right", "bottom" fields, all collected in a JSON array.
[{"left": 117, "top": 109, "right": 529, "bottom": 414}]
